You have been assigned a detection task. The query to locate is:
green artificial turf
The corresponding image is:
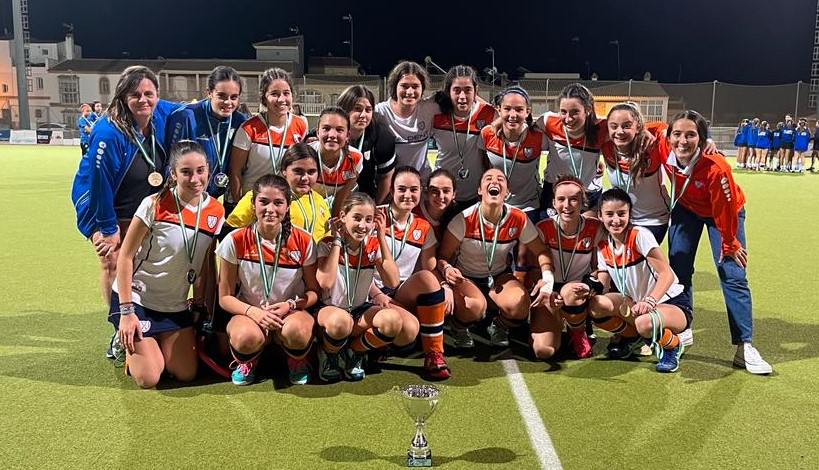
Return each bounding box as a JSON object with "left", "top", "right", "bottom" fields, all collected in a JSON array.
[{"left": 1, "top": 145, "right": 818, "bottom": 470}]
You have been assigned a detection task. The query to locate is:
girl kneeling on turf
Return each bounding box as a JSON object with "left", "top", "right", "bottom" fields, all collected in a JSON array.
[
  {"left": 315, "top": 193, "right": 407, "bottom": 382},
  {"left": 112, "top": 141, "right": 225, "bottom": 388},
  {"left": 370, "top": 166, "right": 447, "bottom": 380},
  {"left": 532, "top": 175, "right": 605, "bottom": 360},
  {"left": 217, "top": 174, "right": 319, "bottom": 385},
  {"left": 589, "top": 188, "right": 690, "bottom": 373},
  {"left": 438, "top": 168, "right": 554, "bottom": 348}
]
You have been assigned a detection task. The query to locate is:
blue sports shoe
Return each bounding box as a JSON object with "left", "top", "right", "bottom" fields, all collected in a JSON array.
[
  {"left": 231, "top": 359, "right": 257, "bottom": 385},
  {"left": 343, "top": 348, "right": 366, "bottom": 381},
  {"left": 656, "top": 344, "right": 684, "bottom": 373}
]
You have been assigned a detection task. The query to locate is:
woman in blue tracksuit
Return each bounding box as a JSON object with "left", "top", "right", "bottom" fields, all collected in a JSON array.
[
  {"left": 743, "top": 118, "right": 759, "bottom": 169},
  {"left": 779, "top": 115, "right": 796, "bottom": 171},
  {"left": 733, "top": 119, "right": 748, "bottom": 168},
  {"left": 750, "top": 121, "right": 770, "bottom": 171},
  {"left": 768, "top": 122, "right": 782, "bottom": 170},
  {"left": 71, "top": 65, "right": 179, "bottom": 316},
  {"left": 166, "top": 66, "right": 247, "bottom": 199},
  {"left": 77, "top": 103, "right": 98, "bottom": 155}
]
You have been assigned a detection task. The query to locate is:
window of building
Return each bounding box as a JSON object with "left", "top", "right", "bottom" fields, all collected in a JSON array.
[
  {"left": 811, "top": 78, "right": 819, "bottom": 94},
  {"left": 99, "top": 77, "right": 110, "bottom": 95},
  {"left": 1, "top": 84, "right": 7, "bottom": 93},
  {"left": 35, "top": 109, "right": 42, "bottom": 119},
  {"left": 812, "top": 62, "right": 819, "bottom": 78},
  {"left": 810, "top": 94, "right": 817, "bottom": 109},
  {"left": 58, "top": 75, "right": 80, "bottom": 104},
  {"left": 36, "top": 77, "right": 44, "bottom": 90}
]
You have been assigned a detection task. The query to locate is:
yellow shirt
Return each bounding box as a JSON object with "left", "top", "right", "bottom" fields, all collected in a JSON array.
[{"left": 226, "top": 189, "right": 329, "bottom": 243}]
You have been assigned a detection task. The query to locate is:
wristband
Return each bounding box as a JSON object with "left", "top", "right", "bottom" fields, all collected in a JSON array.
[
  {"left": 331, "top": 237, "right": 344, "bottom": 248},
  {"left": 286, "top": 299, "right": 298, "bottom": 312},
  {"left": 540, "top": 270, "right": 555, "bottom": 294},
  {"left": 643, "top": 295, "right": 658, "bottom": 308},
  {"left": 442, "top": 263, "right": 453, "bottom": 274},
  {"left": 244, "top": 304, "right": 253, "bottom": 316},
  {"left": 119, "top": 302, "right": 136, "bottom": 316}
]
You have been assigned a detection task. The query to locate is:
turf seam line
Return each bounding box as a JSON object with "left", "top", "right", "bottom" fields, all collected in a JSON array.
[{"left": 501, "top": 359, "right": 562, "bottom": 470}]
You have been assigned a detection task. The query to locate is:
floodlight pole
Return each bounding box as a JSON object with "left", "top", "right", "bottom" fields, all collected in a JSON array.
[
  {"left": 710, "top": 80, "right": 717, "bottom": 124},
  {"left": 342, "top": 14, "right": 354, "bottom": 68},
  {"left": 486, "top": 47, "right": 495, "bottom": 97},
  {"left": 12, "top": 0, "right": 30, "bottom": 129}
]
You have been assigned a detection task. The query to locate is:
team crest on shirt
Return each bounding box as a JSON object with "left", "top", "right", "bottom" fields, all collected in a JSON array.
[
  {"left": 290, "top": 250, "right": 302, "bottom": 263},
  {"left": 368, "top": 251, "right": 377, "bottom": 262},
  {"left": 412, "top": 229, "right": 422, "bottom": 241},
  {"left": 509, "top": 227, "right": 518, "bottom": 237},
  {"left": 139, "top": 320, "right": 151, "bottom": 333},
  {"left": 524, "top": 147, "right": 533, "bottom": 158},
  {"left": 418, "top": 121, "right": 426, "bottom": 131},
  {"left": 581, "top": 237, "right": 591, "bottom": 249},
  {"left": 475, "top": 119, "right": 485, "bottom": 129},
  {"left": 694, "top": 181, "right": 704, "bottom": 189},
  {"left": 343, "top": 170, "right": 355, "bottom": 180},
  {"left": 207, "top": 214, "right": 218, "bottom": 229}
]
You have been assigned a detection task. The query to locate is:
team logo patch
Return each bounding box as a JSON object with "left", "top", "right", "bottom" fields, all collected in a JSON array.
[
  {"left": 342, "top": 170, "right": 354, "bottom": 180},
  {"left": 290, "top": 250, "right": 302, "bottom": 263},
  {"left": 319, "top": 206, "right": 326, "bottom": 216},
  {"left": 368, "top": 251, "right": 377, "bottom": 262},
  {"left": 207, "top": 214, "right": 218, "bottom": 229},
  {"left": 99, "top": 142, "right": 106, "bottom": 149},
  {"left": 694, "top": 181, "right": 704, "bottom": 189},
  {"left": 412, "top": 229, "right": 422, "bottom": 241},
  {"left": 175, "top": 122, "right": 182, "bottom": 129},
  {"left": 582, "top": 237, "right": 591, "bottom": 248},
  {"left": 509, "top": 227, "right": 518, "bottom": 237},
  {"left": 227, "top": 128, "right": 235, "bottom": 140},
  {"left": 363, "top": 150, "right": 371, "bottom": 161},
  {"left": 475, "top": 119, "right": 486, "bottom": 129},
  {"left": 418, "top": 121, "right": 426, "bottom": 131},
  {"left": 139, "top": 320, "right": 151, "bottom": 333},
  {"left": 524, "top": 147, "right": 533, "bottom": 158}
]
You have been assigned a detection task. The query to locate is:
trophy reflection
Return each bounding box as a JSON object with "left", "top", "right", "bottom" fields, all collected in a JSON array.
[{"left": 395, "top": 384, "right": 441, "bottom": 467}]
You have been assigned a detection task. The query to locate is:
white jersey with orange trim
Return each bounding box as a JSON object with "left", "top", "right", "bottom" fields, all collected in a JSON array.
[
  {"left": 536, "top": 216, "right": 602, "bottom": 284},
  {"left": 374, "top": 99, "right": 440, "bottom": 180},
  {"left": 113, "top": 192, "right": 224, "bottom": 312},
  {"left": 317, "top": 235, "right": 381, "bottom": 310},
  {"left": 308, "top": 141, "right": 364, "bottom": 206},
  {"left": 373, "top": 206, "right": 437, "bottom": 289},
  {"left": 538, "top": 112, "right": 607, "bottom": 186},
  {"left": 232, "top": 113, "right": 308, "bottom": 195},
  {"left": 431, "top": 102, "right": 496, "bottom": 201},
  {"left": 216, "top": 225, "right": 316, "bottom": 307},
  {"left": 596, "top": 226, "right": 683, "bottom": 302},
  {"left": 447, "top": 203, "right": 539, "bottom": 278},
  {"left": 479, "top": 126, "right": 548, "bottom": 212}
]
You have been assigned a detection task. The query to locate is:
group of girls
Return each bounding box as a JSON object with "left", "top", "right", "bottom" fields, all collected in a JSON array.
[
  {"left": 73, "top": 60, "right": 772, "bottom": 389},
  {"left": 734, "top": 115, "right": 815, "bottom": 172}
]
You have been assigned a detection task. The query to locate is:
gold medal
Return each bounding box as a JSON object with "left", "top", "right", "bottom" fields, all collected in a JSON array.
[
  {"left": 147, "top": 171, "right": 163, "bottom": 187},
  {"left": 619, "top": 302, "right": 631, "bottom": 318}
]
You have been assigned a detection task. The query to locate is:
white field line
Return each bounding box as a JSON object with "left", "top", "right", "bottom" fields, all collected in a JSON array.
[{"left": 501, "top": 359, "right": 562, "bottom": 470}]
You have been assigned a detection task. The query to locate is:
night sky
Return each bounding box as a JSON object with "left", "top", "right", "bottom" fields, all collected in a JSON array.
[{"left": 1, "top": 0, "right": 815, "bottom": 84}]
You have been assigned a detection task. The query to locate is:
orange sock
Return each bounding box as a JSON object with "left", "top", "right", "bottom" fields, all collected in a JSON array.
[
  {"left": 322, "top": 331, "right": 347, "bottom": 354},
  {"left": 593, "top": 316, "right": 639, "bottom": 337},
  {"left": 417, "top": 289, "right": 445, "bottom": 354},
  {"left": 659, "top": 329, "right": 680, "bottom": 350},
  {"left": 351, "top": 327, "right": 394, "bottom": 353}
]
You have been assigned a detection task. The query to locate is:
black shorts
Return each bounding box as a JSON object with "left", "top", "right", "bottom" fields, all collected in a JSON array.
[
  {"left": 662, "top": 294, "right": 692, "bottom": 330},
  {"left": 780, "top": 141, "right": 794, "bottom": 150},
  {"left": 465, "top": 268, "right": 514, "bottom": 298},
  {"left": 108, "top": 291, "right": 194, "bottom": 337}
]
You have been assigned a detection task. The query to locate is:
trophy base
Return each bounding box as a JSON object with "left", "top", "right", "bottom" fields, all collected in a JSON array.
[{"left": 407, "top": 452, "right": 433, "bottom": 467}]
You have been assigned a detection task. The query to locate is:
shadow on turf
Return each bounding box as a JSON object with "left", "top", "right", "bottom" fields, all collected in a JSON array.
[
  {"left": 318, "top": 445, "right": 518, "bottom": 467},
  {"left": 0, "top": 307, "right": 805, "bottom": 390}
]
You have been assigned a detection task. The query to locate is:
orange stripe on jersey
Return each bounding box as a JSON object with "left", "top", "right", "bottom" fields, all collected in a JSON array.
[
  {"left": 230, "top": 225, "right": 314, "bottom": 269},
  {"left": 432, "top": 102, "right": 496, "bottom": 134},
  {"left": 601, "top": 141, "right": 664, "bottom": 175},
  {"left": 317, "top": 147, "right": 364, "bottom": 188},
  {"left": 154, "top": 193, "right": 224, "bottom": 236},
  {"left": 386, "top": 213, "right": 434, "bottom": 250},
  {"left": 597, "top": 227, "right": 645, "bottom": 268},
  {"left": 480, "top": 126, "right": 546, "bottom": 163},
  {"left": 461, "top": 205, "right": 529, "bottom": 243},
  {"left": 239, "top": 114, "right": 308, "bottom": 145},
  {"left": 413, "top": 204, "right": 445, "bottom": 243},
  {"left": 543, "top": 114, "right": 607, "bottom": 150},
  {"left": 537, "top": 217, "right": 600, "bottom": 255},
  {"left": 319, "top": 235, "right": 380, "bottom": 269}
]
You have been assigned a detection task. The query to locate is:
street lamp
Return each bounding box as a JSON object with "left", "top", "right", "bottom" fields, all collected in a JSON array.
[
  {"left": 289, "top": 26, "right": 300, "bottom": 35},
  {"left": 609, "top": 39, "right": 620, "bottom": 80},
  {"left": 342, "top": 14, "right": 354, "bottom": 68},
  {"left": 486, "top": 46, "right": 496, "bottom": 96}
]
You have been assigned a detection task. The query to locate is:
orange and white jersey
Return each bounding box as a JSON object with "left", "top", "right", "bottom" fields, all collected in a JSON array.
[
  {"left": 113, "top": 192, "right": 224, "bottom": 312},
  {"left": 413, "top": 202, "right": 444, "bottom": 242},
  {"left": 600, "top": 122, "right": 670, "bottom": 226},
  {"left": 479, "top": 126, "right": 548, "bottom": 212},
  {"left": 539, "top": 112, "right": 608, "bottom": 186},
  {"left": 232, "top": 113, "right": 308, "bottom": 194},
  {"left": 431, "top": 102, "right": 497, "bottom": 202},
  {"left": 447, "top": 203, "right": 539, "bottom": 278},
  {"left": 375, "top": 99, "right": 440, "bottom": 180},
  {"left": 317, "top": 235, "right": 381, "bottom": 310},
  {"left": 373, "top": 207, "right": 437, "bottom": 289},
  {"left": 309, "top": 141, "right": 364, "bottom": 205},
  {"left": 216, "top": 225, "right": 316, "bottom": 307},
  {"left": 536, "top": 216, "right": 602, "bottom": 284},
  {"left": 596, "top": 226, "right": 683, "bottom": 302}
]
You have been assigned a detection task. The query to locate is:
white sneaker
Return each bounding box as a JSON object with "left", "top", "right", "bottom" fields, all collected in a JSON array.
[
  {"left": 733, "top": 343, "right": 773, "bottom": 375},
  {"left": 678, "top": 328, "right": 694, "bottom": 347}
]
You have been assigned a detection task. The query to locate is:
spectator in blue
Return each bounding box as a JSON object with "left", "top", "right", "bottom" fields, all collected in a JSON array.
[
  {"left": 733, "top": 119, "right": 748, "bottom": 169},
  {"left": 166, "top": 66, "right": 247, "bottom": 199},
  {"left": 809, "top": 120, "right": 819, "bottom": 172},
  {"left": 77, "top": 103, "right": 98, "bottom": 155},
  {"left": 779, "top": 115, "right": 796, "bottom": 171}
]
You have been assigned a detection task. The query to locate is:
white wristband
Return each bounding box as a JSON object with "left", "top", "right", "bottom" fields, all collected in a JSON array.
[{"left": 540, "top": 270, "right": 554, "bottom": 294}]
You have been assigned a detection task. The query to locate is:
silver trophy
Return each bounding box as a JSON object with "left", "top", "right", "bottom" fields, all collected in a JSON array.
[{"left": 395, "top": 384, "right": 442, "bottom": 467}]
